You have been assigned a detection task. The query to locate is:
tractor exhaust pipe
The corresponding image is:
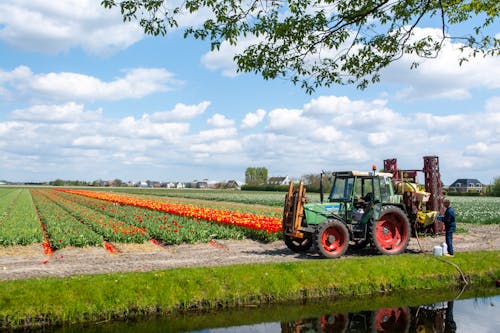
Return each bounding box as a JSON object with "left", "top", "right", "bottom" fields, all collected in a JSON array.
[{"left": 320, "top": 172, "right": 324, "bottom": 203}]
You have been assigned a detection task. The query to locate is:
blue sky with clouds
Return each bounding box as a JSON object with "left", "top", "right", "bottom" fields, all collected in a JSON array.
[{"left": 1, "top": 0, "right": 499, "bottom": 185}]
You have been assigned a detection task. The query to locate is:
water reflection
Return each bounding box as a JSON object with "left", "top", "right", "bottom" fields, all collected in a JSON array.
[
  {"left": 28, "top": 292, "right": 499, "bottom": 333},
  {"left": 282, "top": 307, "right": 409, "bottom": 333},
  {"left": 281, "top": 301, "right": 462, "bottom": 333}
]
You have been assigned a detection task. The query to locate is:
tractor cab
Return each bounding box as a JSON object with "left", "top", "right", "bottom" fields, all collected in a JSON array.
[{"left": 326, "top": 171, "right": 401, "bottom": 224}]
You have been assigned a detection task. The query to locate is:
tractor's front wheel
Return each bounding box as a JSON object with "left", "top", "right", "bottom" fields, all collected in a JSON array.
[
  {"left": 371, "top": 206, "right": 410, "bottom": 255},
  {"left": 315, "top": 220, "right": 350, "bottom": 259},
  {"left": 284, "top": 234, "right": 313, "bottom": 252}
]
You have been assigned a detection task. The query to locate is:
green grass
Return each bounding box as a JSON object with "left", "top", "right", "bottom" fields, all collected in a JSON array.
[{"left": 1, "top": 250, "right": 498, "bottom": 329}]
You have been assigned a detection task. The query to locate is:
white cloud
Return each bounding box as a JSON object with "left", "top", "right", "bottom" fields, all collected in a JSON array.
[
  {"left": 149, "top": 102, "right": 211, "bottom": 121},
  {"left": 380, "top": 27, "right": 500, "bottom": 100},
  {"left": 9, "top": 102, "right": 102, "bottom": 123},
  {"left": 197, "top": 128, "right": 237, "bottom": 140},
  {"left": 485, "top": 96, "right": 500, "bottom": 113},
  {"left": 303, "top": 96, "right": 404, "bottom": 131},
  {"left": 1, "top": 94, "right": 500, "bottom": 184},
  {"left": 310, "top": 126, "right": 343, "bottom": 143},
  {"left": 0, "top": 0, "right": 143, "bottom": 54},
  {"left": 190, "top": 139, "right": 242, "bottom": 154},
  {"left": 241, "top": 109, "right": 266, "bottom": 129},
  {"left": 201, "top": 35, "right": 263, "bottom": 77},
  {"left": 0, "top": 66, "right": 179, "bottom": 102},
  {"left": 201, "top": 26, "right": 500, "bottom": 103},
  {"left": 267, "top": 108, "right": 317, "bottom": 134},
  {"left": 207, "top": 113, "right": 235, "bottom": 127},
  {"left": 367, "top": 132, "right": 391, "bottom": 146}
]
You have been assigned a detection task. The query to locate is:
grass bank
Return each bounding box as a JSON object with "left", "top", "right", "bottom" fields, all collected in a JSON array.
[{"left": 1, "top": 250, "right": 499, "bottom": 329}]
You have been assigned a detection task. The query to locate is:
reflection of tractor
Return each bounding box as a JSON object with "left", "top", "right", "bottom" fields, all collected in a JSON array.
[
  {"left": 282, "top": 156, "right": 444, "bottom": 258},
  {"left": 280, "top": 307, "right": 410, "bottom": 333}
]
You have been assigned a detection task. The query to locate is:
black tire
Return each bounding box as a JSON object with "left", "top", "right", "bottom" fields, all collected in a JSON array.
[
  {"left": 315, "top": 220, "right": 350, "bottom": 259},
  {"left": 283, "top": 234, "right": 313, "bottom": 252},
  {"left": 370, "top": 206, "right": 411, "bottom": 255}
]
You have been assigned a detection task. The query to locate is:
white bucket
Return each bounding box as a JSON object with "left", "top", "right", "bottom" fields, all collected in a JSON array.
[
  {"left": 442, "top": 242, "right": 448, "bottom": 255},
  {"left": 433, "top": 245, "right": 443, "bottom": 256}
]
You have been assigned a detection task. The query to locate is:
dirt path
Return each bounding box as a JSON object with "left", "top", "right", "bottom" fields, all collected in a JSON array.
[{"left": 1, "top": 224, "right": 499, "bottom": 280}]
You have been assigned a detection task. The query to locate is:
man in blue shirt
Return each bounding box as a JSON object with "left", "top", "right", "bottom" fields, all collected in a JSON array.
[{"left": 441, "top": 198, "right": 456, "bottom": 256}]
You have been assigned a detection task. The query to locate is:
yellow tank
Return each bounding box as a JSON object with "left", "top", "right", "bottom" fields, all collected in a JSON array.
[
  {"left": 395, "top": 182, "right": 419, "bottom": 194},
  {"left": 417, "top": 211, "right": 437, "bottom": 226}
]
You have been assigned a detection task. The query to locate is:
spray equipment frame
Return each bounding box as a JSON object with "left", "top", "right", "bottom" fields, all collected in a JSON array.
[{"left": 383, "top": 156, "right": 445, "bottom": 234}]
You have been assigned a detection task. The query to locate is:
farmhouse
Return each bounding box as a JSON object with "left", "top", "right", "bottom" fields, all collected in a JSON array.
[
  {"left": 267, "top": 176, "right": 291, "bottom": 185},
  {"left": 448, "top": 178, "right": 483, "bottom": 193}
]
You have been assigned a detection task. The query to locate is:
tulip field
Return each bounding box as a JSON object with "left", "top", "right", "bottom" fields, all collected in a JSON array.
[
  {"left": 0, "top": 186, "right": 499, "bottom": 254},
  {"left": 0, "top": 187, "right": 283, "bottom": 253},
  {"left": 449, "top": 196, "right": 500, "bottom": 225}
]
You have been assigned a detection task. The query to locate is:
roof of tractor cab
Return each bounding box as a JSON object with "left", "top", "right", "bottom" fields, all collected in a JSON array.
[{"left": 333, "top": 171, "right": 394, "bottom": 178}]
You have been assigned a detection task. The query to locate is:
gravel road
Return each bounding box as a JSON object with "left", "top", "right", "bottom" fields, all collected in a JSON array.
[{"left": 1, "top": 224, "right": 498, "bottom": 280}]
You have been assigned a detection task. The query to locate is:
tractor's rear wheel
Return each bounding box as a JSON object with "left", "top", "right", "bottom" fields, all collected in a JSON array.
[
  {"left": 283, "top": 234, "right": 313, "bottom": 252},
  {"left": 371, "top": 206, "right": 410, "bottom": 255},
  {"left": 371, "top": 307, "right": 410, "bottom": 333},
  {"left": 315, "top": 220, "right": 349, "bottom": 259}
]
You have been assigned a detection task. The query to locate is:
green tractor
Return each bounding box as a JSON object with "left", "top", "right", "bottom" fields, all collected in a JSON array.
[{"left": 282, "top": 170, "right": 411, "bottom": 258}]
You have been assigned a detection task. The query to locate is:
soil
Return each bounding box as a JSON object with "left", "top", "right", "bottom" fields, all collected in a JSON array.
[{"left": 1, "top": 224, "right": 499, "bottom": 281}]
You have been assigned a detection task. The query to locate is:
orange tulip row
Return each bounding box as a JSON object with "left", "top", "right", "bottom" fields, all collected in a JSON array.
[{"left": 57, "top": 189, "right": 283, "bottom": 233}]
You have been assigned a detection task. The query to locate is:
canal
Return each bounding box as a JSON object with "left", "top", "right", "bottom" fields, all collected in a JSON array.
[{"left": 26, "top": 287, "right": 500, "bottom": 332}]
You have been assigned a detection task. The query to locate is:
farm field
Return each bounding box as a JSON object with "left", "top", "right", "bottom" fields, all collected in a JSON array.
[
  {"left": 0, "top": 187, "right": 499, "bottom": 252},
  {"left": 1, "top": 187, "right": 283, "bottom": 252},
  {"left": 106, "top": 187, "right": 500, "bottom": 225},
  {"left": 450, "top": 196, "right": 500, "bottom": 225},
  {"left": 1, "top": 186, "right": 500, "bottom": 281},
  {"left": 105, "top": 187, "right": 305, "bottom": 206}
]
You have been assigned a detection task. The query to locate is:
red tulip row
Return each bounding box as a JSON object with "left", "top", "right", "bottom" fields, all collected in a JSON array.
[
  {"left": 57, "top": 189, "right": 283, "bottom": 233},
  {"left": 54, "top": 189, "right": 257, "bottom": 244}
]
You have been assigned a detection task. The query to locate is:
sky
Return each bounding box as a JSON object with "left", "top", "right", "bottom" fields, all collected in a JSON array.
[{"left": 1, "top": 1, "right": 499, "bottom": 185}]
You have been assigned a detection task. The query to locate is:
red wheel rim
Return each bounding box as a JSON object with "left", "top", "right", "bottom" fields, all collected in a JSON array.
[
  {"left": 375, "top": 214, "right": 408, "bottom": 252},
  {"left": 321, "top": 225, "right": 346, "bottom": 254},
  {"left": 321, "top": 313, "right": 348, "bottom": 331},
  {"left": 372, "top": 307, "right": 409, "bottom": 332}
]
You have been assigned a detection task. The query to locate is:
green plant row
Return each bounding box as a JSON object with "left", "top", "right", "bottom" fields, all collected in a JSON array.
[
  {"left": 1, "top": 250, "right": 498, "bottom": 329},
  {"left": 0, "top": 189, "right": 43, "bottom": 246},
  {"left": 31, "top": 189, "right": 103, "bottom": 249}
]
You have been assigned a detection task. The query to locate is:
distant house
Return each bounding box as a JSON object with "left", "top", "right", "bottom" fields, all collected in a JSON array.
[
  {"left": 448, "top": 178, "right": 483, "bottom": 193},
  {"left": 225, "top": 180, "right": 241, "bottom": 189},
  {"left": 267, "top": 176, "right": 291, "bottom": 185},
  {"left": 196, "top": 181, "right": 208, "bottom": 189}
]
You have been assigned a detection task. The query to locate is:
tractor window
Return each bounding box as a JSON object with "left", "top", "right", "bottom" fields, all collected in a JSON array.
[
  {"left": 373, "top": 177, "right": 381, "bottom": 202},
  {"left": 354, "top": 178, "right": 363, "bottom": 199},
  {"left": 362, "top": 178, "right": 373, "bottom": 197},
  {"left": 329, "top": 177, "right": 354, "bottom": 200},
  {"left": 380, "top": 177, "right": 392, "bottom": 201}
]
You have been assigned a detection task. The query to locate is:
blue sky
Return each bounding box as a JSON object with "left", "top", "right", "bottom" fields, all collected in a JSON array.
[{"left": 1, "top": 1, "right": 499, "bottom": 185}]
